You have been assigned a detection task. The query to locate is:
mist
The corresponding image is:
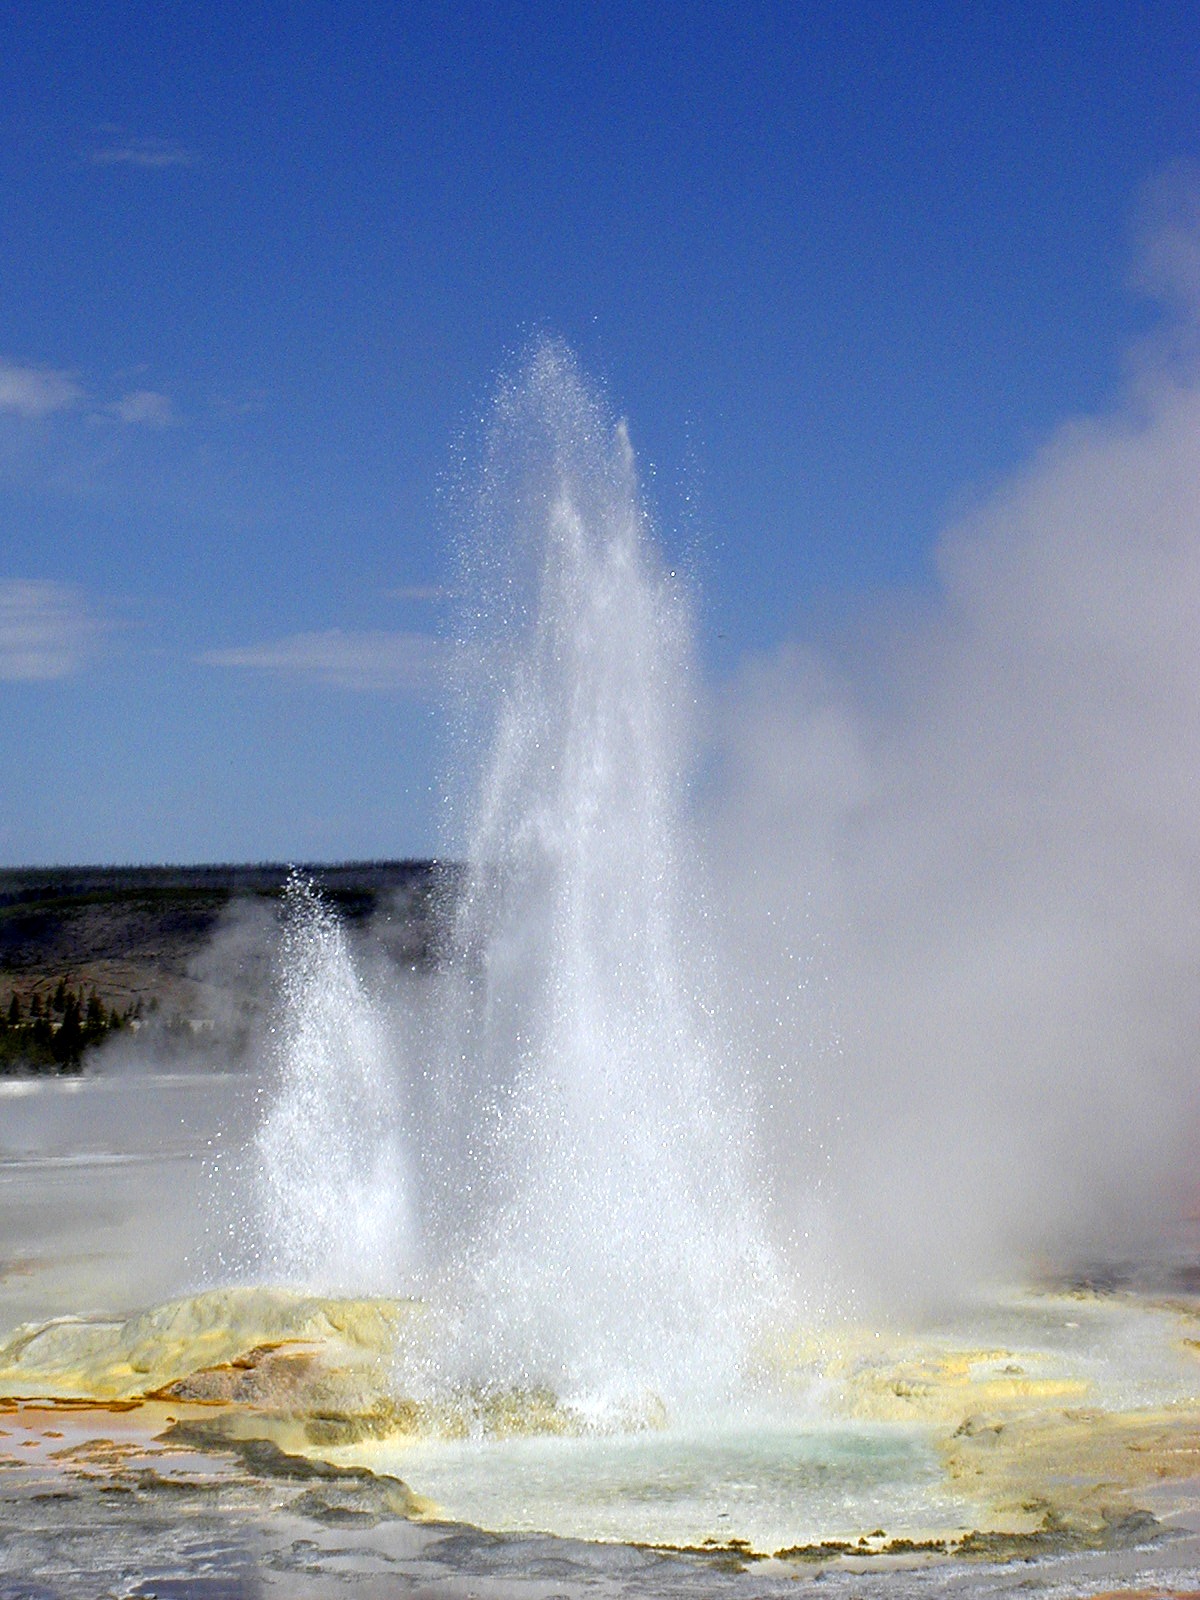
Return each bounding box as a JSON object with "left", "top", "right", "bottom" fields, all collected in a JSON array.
[
  {"left": 94, "top": 894, "right": 277, "bottom": 1077},
  {"left": 710, "top": 185, "right": 1200, "bottom": 1308}
]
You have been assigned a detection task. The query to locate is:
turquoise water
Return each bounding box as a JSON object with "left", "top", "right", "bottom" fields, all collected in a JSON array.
[{"left": 373, "top": 1422, "right": 961, "bottom": 1551}]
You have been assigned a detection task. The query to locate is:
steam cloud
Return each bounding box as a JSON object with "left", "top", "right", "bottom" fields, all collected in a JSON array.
[{"left": 712, "top": 181, "right": 1200, "bottom": 1306}]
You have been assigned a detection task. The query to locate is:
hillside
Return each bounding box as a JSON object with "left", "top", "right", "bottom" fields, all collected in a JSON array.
[{"left": 0, "top": 862, "right": 450, "bottom": 1071}]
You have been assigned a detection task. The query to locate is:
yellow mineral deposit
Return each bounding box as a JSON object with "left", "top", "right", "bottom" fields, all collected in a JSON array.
[{"left": 1, "top": 1280, "right": 1197, "bottom": 1559}]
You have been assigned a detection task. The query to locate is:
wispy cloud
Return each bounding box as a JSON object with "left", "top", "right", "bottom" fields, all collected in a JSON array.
[
  {"left": 0, "top": 361, "right": 84, "bottom": 419},
  {"left": 200, "top": 629, "right": 444, "bottom": 693},
  {"left": 389, "top": 584, "right": 452, "bottom": 602},
  {"left": 105, "top": 390, "right": 177, "bottom": 427},
  {"left": 1133, "top": 161, "right": 1200, "bottom": 316},
  {"left": 88, "top": 136, "right": 196, "bottom": 170},
  {"left": 0, "top": 580, "right": 102, "bottom": 680},
  {"left": 1, "top": 359, "right": 180, "bottom": 432}
]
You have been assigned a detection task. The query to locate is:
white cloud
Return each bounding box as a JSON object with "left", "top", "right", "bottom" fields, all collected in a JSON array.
[
  {"left": 200, "top": 629, "right": 444, "bottom": 693},
  {"left": 0, "top": 580, "right": 101, "bottom": 680},
  {"left": 106, "top": 390, "right": 176, "bottom": 427},
  {"left": 389, "top": 584, "right": 451, "bottom": 602},
  {"left": 1133, "top": 161, "right": 1200, "bottom": 321},
  {"left": 0, "top": 361, "right": 84, "bottom": 419},
  {"left": 0, "top": 363, "right": 176, "bottom": 429},
  {"left": 88, "top": 137, "right": 196, "bottom": 170}
]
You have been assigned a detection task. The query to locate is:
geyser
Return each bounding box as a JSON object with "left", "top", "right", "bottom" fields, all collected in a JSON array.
[
  {"left": 430, "top": 341, "right": 781, "bottom": 1408},
  {"left": 253, "top": 872, "right": 412, "bottom": 1292},
  {"left": 248, "top": 343, "right": 781, "bottom": 1411}
]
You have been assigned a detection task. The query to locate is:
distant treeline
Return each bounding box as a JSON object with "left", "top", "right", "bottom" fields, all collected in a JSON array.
[
  {"left": 0, "top": 860, "right": 454, "bottom": 917},
  {"left": 0, "top": 861, "right": 457, "bottom": 973},
  {"left": 0, "top": 860, "right": 462, "bottom": 1074},
  {"left": 0, "top": 981, "right": 135, "bottom": 1073}
]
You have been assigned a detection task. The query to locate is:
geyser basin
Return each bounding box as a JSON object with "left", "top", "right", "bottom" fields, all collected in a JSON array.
[
  {"left": 309, "top": 1272, "right": 1200, "bottom": 1556},
  {"left": 2, "top": 1092, "right": 1197, "bottom": 1567},
  {"left": 2, "top": 1274, "right": 1199, "bottom": 1562}
]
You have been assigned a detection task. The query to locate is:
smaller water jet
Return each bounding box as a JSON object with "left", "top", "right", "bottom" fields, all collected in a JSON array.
[{"left": 252, "top": 872, "right": 413, "bottom": 1293}]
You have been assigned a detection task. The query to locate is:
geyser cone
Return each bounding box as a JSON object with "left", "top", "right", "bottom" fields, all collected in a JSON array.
[{"left": 442, "top": 343, "right": 779, "bottom": 1408}]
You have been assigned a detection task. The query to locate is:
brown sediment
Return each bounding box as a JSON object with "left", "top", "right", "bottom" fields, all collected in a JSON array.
[
  {"left": 0, "top": 1392, "right": 437, "bottom": 1542},
  {"left": 632, "top": 1537, "right": 768, "bottom": 1575},
  {"left": 766, "top": 1507, "right": 1164, "bottom": 1568},
  {"left": 161, "top": 1415, "right": 429, "bottom": 1515},
  {"left": 0, "top": 1395, "right": 252, "bottom": 1483},
  {"left": 774, "top": 1538, "right": 875, "bottom": 1561},
  {"left": 1083, "top": 1591, "right": 1200, "bottom": 1598}
]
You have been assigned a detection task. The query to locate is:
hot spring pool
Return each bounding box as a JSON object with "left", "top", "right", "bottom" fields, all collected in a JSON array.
[{"left": 354, "top": 1420, "right": 956, "bottom": 1551}]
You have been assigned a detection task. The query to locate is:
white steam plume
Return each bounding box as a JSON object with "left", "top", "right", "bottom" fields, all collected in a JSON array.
[{"left": 712, "top": 181, "right": 1200, "bottom": 1306}]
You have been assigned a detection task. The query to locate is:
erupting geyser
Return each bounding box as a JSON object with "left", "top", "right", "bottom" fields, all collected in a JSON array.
[
  {"left": 253, "top": 873, "right": 412, "bottom": 1292},
  {"left": 435, "top": 342, "right": 781, "bottom": 1408},
  {"left": 251, "top": 342, "right": 781, "bottom": 1411}
]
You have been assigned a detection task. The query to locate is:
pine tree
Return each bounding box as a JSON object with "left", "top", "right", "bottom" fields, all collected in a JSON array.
[{"left": 55, "top": 997, "right": 83, "bottom": 1067}]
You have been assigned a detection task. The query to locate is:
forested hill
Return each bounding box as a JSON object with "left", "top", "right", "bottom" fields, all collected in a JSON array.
[{"left": 0, "top": 861, "right": 452, "bottom": 1071}]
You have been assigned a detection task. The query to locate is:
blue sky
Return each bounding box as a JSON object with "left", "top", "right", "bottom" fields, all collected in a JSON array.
[{"left": 2, "top": 0, "right": 1197, "bottom": 864}]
